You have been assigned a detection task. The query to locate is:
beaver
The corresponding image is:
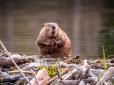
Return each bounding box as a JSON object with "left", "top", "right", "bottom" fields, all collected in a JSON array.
[{"left": 36, "top": 22, "right": 71, "bottom": 58}]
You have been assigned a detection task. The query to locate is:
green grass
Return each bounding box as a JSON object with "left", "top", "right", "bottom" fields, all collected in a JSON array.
[
  {"left": 102, "top": 45, "right": 107, "bottom": 71},
  {"left": 98, "top": 72, "right": 101, "bottom": 81},
  {"left": 34, "top": 64, "right": 58, "bottom": 78},
  {"left": 38, "top": 65, "right": 56, "bottom": 78}
]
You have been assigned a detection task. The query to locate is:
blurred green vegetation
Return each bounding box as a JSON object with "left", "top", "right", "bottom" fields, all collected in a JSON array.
[
  {"left": 33, "top": 65, "right": 56, "bottom": 78},
  {"left": 100, "top": 0, "right": 114, "bottom": 58}
]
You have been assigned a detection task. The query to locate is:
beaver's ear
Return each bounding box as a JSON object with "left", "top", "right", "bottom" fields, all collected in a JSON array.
[
  {"left": 42, "top": 23, "right": 46, "bottom": 27},
  {"left": 43, "top": 23, "right": 48, "bottom": 27}
]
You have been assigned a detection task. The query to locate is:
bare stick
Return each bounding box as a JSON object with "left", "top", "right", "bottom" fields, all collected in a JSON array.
[
  {"left": 63, "top": 69, "right": 77, "bottom": 80},
  {"left": 9, "top": 70, "right": 31, "bottom": 74},
  {"left": 0, "top": 40, "right": 31, "bottom": 85},
  {"left": 55, "top": 66, "right": 63, "bottom": 80},
  {"left": 0, "top": 40, "right": 8, "bottom": 52}
]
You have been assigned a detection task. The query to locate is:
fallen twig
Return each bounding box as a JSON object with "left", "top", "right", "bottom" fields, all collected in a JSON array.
[{"left": 8, "top": 70, "right": 32, "bottom": 74}]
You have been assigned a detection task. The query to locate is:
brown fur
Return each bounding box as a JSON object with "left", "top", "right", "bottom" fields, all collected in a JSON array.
[{"left": 36, "top": 22, "right": 71, "bottom": 58}]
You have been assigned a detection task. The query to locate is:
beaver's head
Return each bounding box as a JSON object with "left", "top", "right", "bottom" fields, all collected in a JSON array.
[{"left": 43, "top": 22, "right": 59, "bottom": 38}]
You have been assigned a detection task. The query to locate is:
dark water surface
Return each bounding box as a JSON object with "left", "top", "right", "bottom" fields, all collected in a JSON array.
[{"left": 0, "top": 0, "right": 114, "bottom": 58}]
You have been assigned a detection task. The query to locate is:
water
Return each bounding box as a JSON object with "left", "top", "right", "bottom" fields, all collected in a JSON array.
[{"left": 0, "top": 0, "right": 114, "bottom": 58}]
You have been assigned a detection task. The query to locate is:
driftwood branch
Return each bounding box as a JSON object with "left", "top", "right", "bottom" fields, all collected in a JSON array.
[
  {"left": 0, "top": 40, "right": 31, "bottom": 85},
  {"left": 0, "top": 57, "right": 32, "bottom": 67}
]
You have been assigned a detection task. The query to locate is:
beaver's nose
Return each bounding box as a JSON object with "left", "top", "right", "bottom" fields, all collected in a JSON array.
[{"left": 51, "top": 25, "right": 55, "bottom": 30}]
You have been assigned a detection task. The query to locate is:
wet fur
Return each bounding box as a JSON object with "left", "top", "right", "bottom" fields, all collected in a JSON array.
[{"left": 36, "top": 23, "right": 71, "bottom": 58}]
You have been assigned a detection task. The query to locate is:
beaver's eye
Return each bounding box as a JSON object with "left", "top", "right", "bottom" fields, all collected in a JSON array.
[{"left": 51, "top": 25, "right": 55, "bottom": 30}]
